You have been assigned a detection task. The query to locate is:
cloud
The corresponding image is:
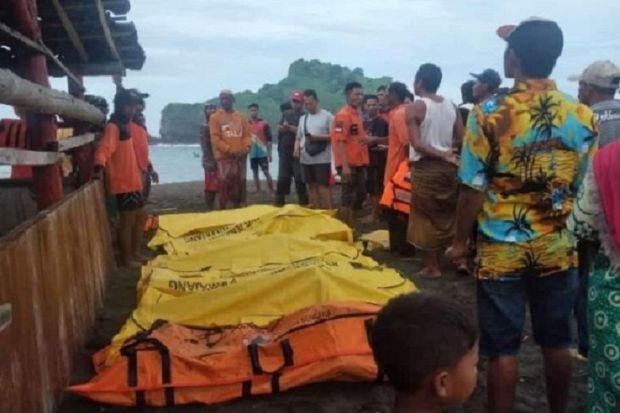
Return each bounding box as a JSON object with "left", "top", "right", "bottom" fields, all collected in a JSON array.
[{"left": 1, "top": 0, "right": 619, "bottom": 135}]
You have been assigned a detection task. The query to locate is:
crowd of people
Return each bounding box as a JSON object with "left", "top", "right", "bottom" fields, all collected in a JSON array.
[{"left": 90, "top": 16, "right": 620, "bottom": 413}]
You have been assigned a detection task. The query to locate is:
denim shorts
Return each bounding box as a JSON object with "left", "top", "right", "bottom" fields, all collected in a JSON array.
[{"left": 477, "top": 269, "right": 579, "bottom": 357}]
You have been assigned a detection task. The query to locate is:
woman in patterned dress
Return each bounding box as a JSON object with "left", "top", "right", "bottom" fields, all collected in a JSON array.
[{"left": 568, "top": 140, "right": 620, "bottom": 413}]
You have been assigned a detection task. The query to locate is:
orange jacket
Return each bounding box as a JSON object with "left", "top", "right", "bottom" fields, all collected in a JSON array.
[
  {"left": 331, "top": 105, "right": 369, "bottom": 168},
  {"left": 95, "top": 120, "right": 143, "bottom": 195},
  {"left": 67, "top": 302, "right": 380, "bottom": 407},
  {"left": 384, "top": 104, "right": 410, "bottom": 186},
  {"left": 209, "top": 110, "right": 252, "bottom": 161},
  {"left": 130, "top": 122, "right": 150, "bottom": 173},
  {"left": 380, "top": 160, "right": 411, "bottom": 215}
]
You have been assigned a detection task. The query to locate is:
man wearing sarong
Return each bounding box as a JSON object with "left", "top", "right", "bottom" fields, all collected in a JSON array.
[
  {"left": 209, "top": 90, "right": 252, "bottom": 209},
  {"left": 406, "top": 63, "right": 464, "bottom": 278}
]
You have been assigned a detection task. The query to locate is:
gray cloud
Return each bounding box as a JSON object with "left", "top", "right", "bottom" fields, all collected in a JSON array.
[{"left": 1, "top": 0, "right": 619, "bottom": 135}]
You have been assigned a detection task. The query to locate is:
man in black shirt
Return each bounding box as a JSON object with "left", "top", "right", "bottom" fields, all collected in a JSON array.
[
  {"left": 275, "top": 91, "right": 309, "bottom": 206},
  {"left": 362, "top": 94, "right": 389, "bottom": 222}
]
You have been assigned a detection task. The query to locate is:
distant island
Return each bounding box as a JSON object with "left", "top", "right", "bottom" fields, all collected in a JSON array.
[{"left": 158, "top": 59, "right": 392, "bottom": 144}]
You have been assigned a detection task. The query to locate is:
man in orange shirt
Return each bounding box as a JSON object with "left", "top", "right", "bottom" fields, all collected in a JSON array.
[
  {"left": 332, "top": 82, "right": 369, "bottom": 225},
  {"left": 129, "top": 91, "right": 158, "bottom": 199},
  {"left": 94, "top": 88, "right": 144, "bottom": 268},
  {"left": 209, "top": 90, "right": 252, "bottom": 209}
]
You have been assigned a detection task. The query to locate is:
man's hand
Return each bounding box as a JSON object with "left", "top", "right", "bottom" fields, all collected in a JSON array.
[
  {"left": 443, "top": 149, "right": 460, "bottom": 166},
  {"left": 151, "top": 170, "right": 160, "bottom": 184},
  {"left": 341, "top": 165, "right": 352, "bottom": 182},
  {"left": 361, "top": 135, "right": 375, "bottom": 146}
]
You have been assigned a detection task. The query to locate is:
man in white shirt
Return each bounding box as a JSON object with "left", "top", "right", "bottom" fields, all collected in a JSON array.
[{"left": 294, "top": 89, "right": 334, "bottom": 209}]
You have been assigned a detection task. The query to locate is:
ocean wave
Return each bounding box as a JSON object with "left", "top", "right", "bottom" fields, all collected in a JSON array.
[{"left": 150, "top": 143, "right": 201, "bottom": 148}]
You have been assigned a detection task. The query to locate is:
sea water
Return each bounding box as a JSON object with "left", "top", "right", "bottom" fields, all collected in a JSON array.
[{"left": 0, "top": 144, "right": 280, "bottom": 183}]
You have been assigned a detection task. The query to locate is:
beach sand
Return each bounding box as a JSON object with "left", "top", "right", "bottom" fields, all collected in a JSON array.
[{"left": 59, "top": 181, "right": 587, "bottom": 413}]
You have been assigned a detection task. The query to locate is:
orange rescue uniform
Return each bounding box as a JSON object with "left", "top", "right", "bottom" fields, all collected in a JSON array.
[
  {"left": 129, "top": 122, "right": 150, "bottom": 173},
  {"left": 331, "top": 105, "right": 369, "bottom": 168},
  {"left": 384, "top": 103, "right": 410, "bottom": 186},
  {"left": 95, "top": 122, "right": 143, "bottom": 195},
  {"left": 209, "top": 110, "right": 252, "bottom": 161}
]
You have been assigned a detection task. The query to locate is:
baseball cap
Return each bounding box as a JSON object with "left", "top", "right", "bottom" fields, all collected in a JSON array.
[
  {"left": 470, "top": 69, "right": 502, "bottom": 91},
  {"left": 114, "top": 88, "right": 142, "bottom": 107},
  {"left": 497, "top": 17, "right": 563, "bottom": 61},
  {"left": 290, "top": 90, "right": 304, "bottom": 102},
  {"left": 569, "top": 60, "right": 620, "bottom": 89}
]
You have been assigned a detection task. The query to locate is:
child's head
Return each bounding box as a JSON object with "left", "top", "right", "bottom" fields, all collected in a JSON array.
[{"left": 372, "top": 292, "right": 479, "bottom": 408}]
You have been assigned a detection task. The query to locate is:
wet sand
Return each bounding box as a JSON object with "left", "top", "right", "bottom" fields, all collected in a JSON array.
[{"left": 59, "top": 181, "right": 587, "bottom": 413}]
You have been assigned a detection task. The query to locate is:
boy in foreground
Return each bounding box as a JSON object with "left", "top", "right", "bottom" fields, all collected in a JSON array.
[{"left": 372, "top": 293, "right": 479, "bottom": 413}]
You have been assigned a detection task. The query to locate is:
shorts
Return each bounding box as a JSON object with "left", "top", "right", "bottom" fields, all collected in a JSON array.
[
  {"left": 302, "top": 163, "right": 331, "bottom": 186},
  {"left": 366, "top": 155, "right": 386, "bottom": 197},
  {"left": 477, "top": 269, "right": 579, "bottom": 357},
  {"left": 337, "top": 166, "right": 367, "bottom": 210},
  {"left": 250, "top": 157, "right": 269, "bottom": 175},
  {"left": 116, "top": 191, "right": 144, "bottom": 211}
]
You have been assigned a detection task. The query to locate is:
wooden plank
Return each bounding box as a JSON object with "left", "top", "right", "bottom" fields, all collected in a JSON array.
[
  {"left": 0, "top": 181, "right": 114, "bottom": 413},
  {"left": 0, "top": 21, "right": 83, "bottom": 88},
  {"left": 50, "top": 0, "right": 89, "bottom": 61},
  {"left": 0, "top": 69, "right": 105, "bottom": 124},
  {"left": 57, "top": 132, "right": 95, "bottom": 152},
  {"left": 0, "top": 148, "right": 62, "bottom": 166}
]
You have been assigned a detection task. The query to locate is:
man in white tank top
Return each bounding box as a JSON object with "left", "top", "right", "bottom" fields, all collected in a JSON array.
[{"left": 405, "top": 63, "right": 465, "bottom": 278}]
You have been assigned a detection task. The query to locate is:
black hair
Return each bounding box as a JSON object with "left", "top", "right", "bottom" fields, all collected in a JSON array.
[
  {"left": 248, "top": 103, "right": 259, "bottom": 110},
  {"left": 371, "top": 293, "right": 478, "bottom": 394},
  {"left": 591, "top": 84, "right": 618, "bottom": 98},
  {"left": 387, "top": 82, "right": 408, "bottom": 103},
  {"left": 304, "top": 89, "right": 318, "bottom": 100},
  {"left": 461, "top": 80, "right": 475, "bottom": 104},
  {"left": 405, "top": 91, "right": 414, "bottom": 101},
  {"left": 377, "top": 85, "right": 387, "bottom": 93},
  {"left": 508, "top": 21, "right": 563, "bottom": 78},
  {"left": 364, "top": 94, "right": 379, "bottom": 103},
  {"left": 280, "top": 102, "right": 292, "bottom": 113},
  {"left": 415, "top": 63, "right": 442, "bottom": 93},
  {"left": 344, "top": 81, "right": 363, "bottom": 95}
]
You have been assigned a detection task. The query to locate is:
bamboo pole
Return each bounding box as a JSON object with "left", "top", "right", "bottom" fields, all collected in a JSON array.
[{"left": 0, "top": 69, "right": 105, "bottom": 124}]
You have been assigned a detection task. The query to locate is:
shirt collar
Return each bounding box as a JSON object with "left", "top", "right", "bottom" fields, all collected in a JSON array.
[{"left": 512, "top": 79, "right": 558, "bottom": 93}]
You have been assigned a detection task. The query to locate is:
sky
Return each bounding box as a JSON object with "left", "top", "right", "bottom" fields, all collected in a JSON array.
[{"left": 2, "top": 0, "right": 620, "bottom": 134}]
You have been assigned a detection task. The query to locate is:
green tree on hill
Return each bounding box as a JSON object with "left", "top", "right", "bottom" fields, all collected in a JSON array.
[{"left": 159, "top": 59, "right": 392, "bottom": 144}]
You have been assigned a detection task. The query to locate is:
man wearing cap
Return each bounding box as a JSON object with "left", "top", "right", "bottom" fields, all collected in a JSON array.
[
  {"left": 447, "top": 18, "right": 597, "bottom": 413},
  {"left": 571, "top": 60, "right": 620, "bottom": 148},
  {"left": 94, "top": 88, "right": 145, "bottom": 268},
  {"left": 129, "top": 91, "right": 159, "bottom": 200},
  {"left": 209, "top": 90, "right": 252, "bottom": 209},
  {"left": 569, "top": 60, "right": 620, "bottom": 361},
  {"left": 471, "top": 69, "right": 502, "bottom": 103},
  {"left": 275, "top": 90, "right": 309, "bottom": 206}
]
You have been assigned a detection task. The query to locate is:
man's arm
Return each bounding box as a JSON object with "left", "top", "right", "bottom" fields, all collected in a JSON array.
[
  {"left": 241, "top": 117, "right": 252, "bottom": 155},
  {"left": 406, "top": 102, "right": 456, "bottom": 163},
  {"left": 294, "top": 117, "right": 303, "bottom": 158},
  {"left": 264, "top": 123, "right": 273, "bottom": 159},
  {"left": 94, "top": 123, "right": 119, "bottom": 168},
  {"left": 452, "top": 105, "right": 465, "bottom": 150}
]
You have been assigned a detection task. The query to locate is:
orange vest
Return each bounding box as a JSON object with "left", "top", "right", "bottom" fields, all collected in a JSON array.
[
  {"left": 67, "top": 302, "right": 381, "bottom": 407},
  {"left": 380, "top": 160, "right": 411, "bottom": 215}
]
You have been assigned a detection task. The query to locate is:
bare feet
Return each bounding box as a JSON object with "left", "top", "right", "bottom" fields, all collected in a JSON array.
[{"left": 416, "top": 266, "right": 442, "bottom": 279}]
